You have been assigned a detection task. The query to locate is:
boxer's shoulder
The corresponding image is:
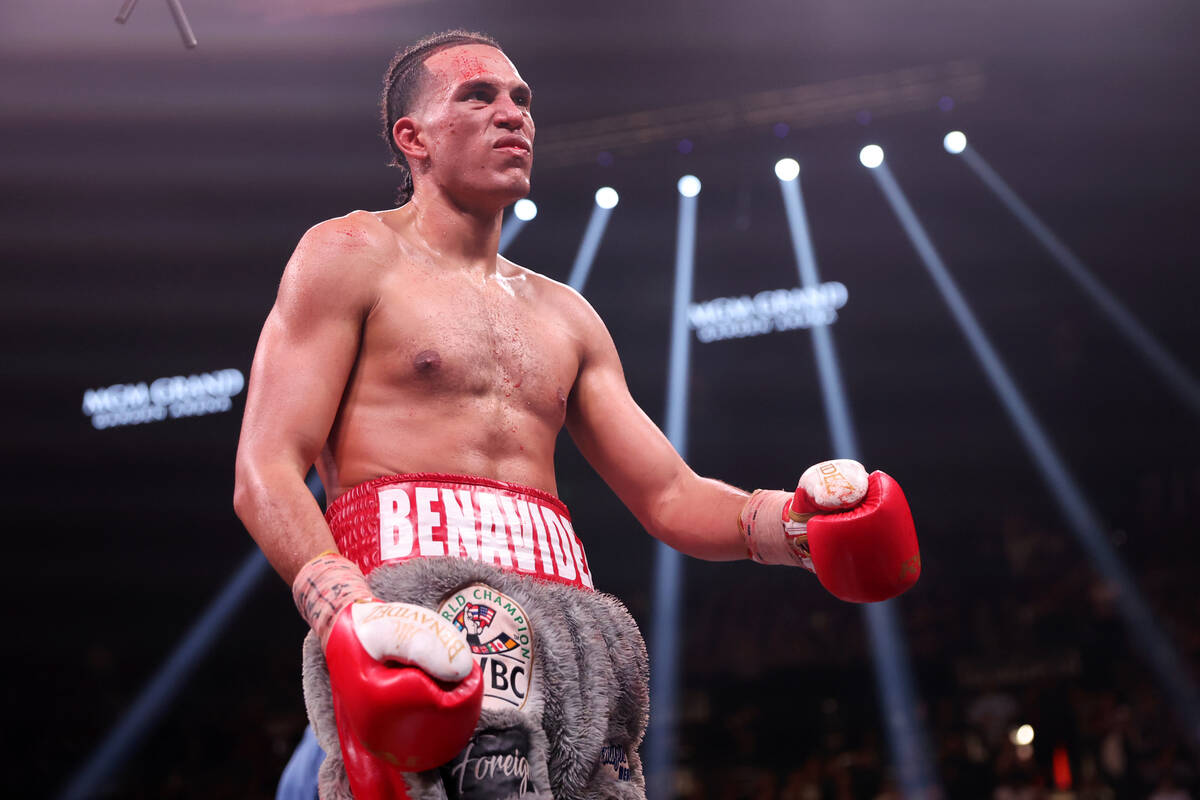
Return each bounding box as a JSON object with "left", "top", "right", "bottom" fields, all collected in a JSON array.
[
  {"left": 298, "top": 209, "right": 400, "bottom": 266},
  {"left": 277, "top": 211, "right": 398, "bottom": 314},
  {"left": 501, "top": 262, "right": 603, "bottom": 331}
]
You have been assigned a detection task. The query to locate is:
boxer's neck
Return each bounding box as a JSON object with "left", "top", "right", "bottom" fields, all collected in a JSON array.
[{"left": 409, "top": 183, "right": 504, "bottom": 272}]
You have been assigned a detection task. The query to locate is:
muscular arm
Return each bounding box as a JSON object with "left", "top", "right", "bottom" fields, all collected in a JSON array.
[
  {"left": 233, "top": 212, "right": 385, "bottom": 584},
  {"left": 563, "top": 291, "right": 749, "bottom": 561}
]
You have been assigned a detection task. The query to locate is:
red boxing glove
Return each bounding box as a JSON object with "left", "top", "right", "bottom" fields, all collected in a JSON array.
[
  {"left": 801, "top": 471, "right": 920, "bottom": 603},
  {"left": 325, "top": 603, "right": 484, "bottom": 795},
  {"left": 739, "top": 461, "right": 920, "bottom": 603},
  {"left": 293, "top": 553, "right": 483, "bottom": 797}
]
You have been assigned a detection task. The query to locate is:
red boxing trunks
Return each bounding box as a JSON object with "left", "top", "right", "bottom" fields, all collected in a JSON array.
[{"left": 326, "top": 473, "right": 596, "bottom": 593}]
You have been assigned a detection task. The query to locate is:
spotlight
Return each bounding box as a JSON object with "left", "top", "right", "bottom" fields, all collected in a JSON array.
[
  {"left": 943, "top": 131, "right": 967, "bottom": 155},
  {"left": 859, "top": 145, "right": 884, "bottom": 169},
  {"left": 513, "top": 199, "right": 538, "bottom": 221},
  {"left": 595, "top": 187, "right": 619, "bottom": 209},
  {"left": 774, "top": 158, "right": 800, "bottom": 182},
  {"left": 1010, "top": 724, "right": 1035, "bottom": 746},
  {"left": 677, "top": 175, "right": 701, "bottom": 198}
]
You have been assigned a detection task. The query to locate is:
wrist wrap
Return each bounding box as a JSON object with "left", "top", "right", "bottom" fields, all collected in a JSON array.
[
  {"left": 738, "top": 490, "right": 814, "bottom": 571},
  {"left": 292, "top": 551, "right": 373, "bottom": 646}
]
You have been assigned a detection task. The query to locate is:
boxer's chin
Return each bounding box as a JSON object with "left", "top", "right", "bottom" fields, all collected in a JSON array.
[
  {"left": 474, "top": 172, "right": 531, "bottom": 213},
  {"left": 494, "top": 166, "right": 532, "bottom": 200}
]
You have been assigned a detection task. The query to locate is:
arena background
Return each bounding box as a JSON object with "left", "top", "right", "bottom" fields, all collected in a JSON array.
[{"left": 3, "top": 1, "right": 1198, "bottom": 797}]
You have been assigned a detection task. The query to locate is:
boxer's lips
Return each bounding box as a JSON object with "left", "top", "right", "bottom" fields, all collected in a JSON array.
[{"left": 493, "top": 135, "right": 532, "bottom": 157}]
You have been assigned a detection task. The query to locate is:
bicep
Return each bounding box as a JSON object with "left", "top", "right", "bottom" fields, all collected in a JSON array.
[
  {"left": 237, "top": 225, "right": 374, "bottom": 473},
  {"left": 240, "top": 308, "right": 359, "bottom": 469}
]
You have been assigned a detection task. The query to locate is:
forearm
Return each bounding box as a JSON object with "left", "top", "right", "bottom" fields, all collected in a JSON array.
[
  {"left": 233, "top": 460, "right": 340, "bottom": 584},
  {"left": 646, "top": 468, "right": 750, "bottom": 561}
]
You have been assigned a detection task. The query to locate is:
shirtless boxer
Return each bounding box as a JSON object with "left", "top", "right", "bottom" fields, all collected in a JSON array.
[{"left": 234, "top": 30, "right": 919, "bottom": 800}]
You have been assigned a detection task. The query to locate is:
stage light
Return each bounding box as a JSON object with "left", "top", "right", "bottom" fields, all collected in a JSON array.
[
  {"left": 514, "top": 199, "right": 538, "bottom": 221},
  {"left": 677, "top": 175, "right": 701, "bottom": 197},
  {"left": 1011, "top": 724, "right": 1035, "bottom": 746},
  {"left": 774, "top": 158, "right": 800, "bottom": 182},
  {"left": 943, "top": 131, "right": 967, "bottom": 154},
  {"left": 595, "top": 187, "right": 619, "bottom": 209},
  {"left": 859, "top": 145, "right": 884, "bottom": 169}
]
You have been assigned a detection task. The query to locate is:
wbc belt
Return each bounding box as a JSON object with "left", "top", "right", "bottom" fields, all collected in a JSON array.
[{"left": 326, "top": 473, "right": 595, "bottom": 593}]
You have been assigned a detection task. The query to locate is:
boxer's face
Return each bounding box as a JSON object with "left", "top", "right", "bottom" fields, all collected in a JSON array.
[{"left": 404, "top": 44, "right": 534, "bottom": 209}]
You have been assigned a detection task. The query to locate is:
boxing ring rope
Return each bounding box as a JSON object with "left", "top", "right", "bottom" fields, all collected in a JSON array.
[
  {"left": 866, "top": 154, "right": 1200, "bottom": 756},
  {"left": 948, "top": 138, "right": 1200, "bottom": 419},
  {"left": 777, "top": 164, "right": 942, "bottom": 798}
]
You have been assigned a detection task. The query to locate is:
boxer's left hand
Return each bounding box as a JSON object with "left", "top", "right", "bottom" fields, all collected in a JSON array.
[
  {"left": 788, "top": 458, "right": 870, "bottom": 518},
  {"left": 739, "top": 459, "right": 920, "bottom": 603}
]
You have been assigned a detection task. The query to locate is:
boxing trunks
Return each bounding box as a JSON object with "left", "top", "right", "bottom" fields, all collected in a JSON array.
[{"left": 302, "top": 473, "right": 649, "bottom": 800}]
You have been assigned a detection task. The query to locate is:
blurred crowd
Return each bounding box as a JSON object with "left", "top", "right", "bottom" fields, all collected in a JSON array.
[{"left": 668, "top": 467, "right": 1200, "bottom": 799}]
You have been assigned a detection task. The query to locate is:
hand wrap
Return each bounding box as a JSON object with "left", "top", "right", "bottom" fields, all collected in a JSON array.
[{"left": 738, "top": 460, "right": 920, "bottom": 603}]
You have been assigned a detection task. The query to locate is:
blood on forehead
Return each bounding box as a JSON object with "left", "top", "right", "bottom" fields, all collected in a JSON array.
[
  {"left": 421, "top": 45, "right": 524, "bottom": 105},
  {"left": 449, "top": 52, "right": 490, "bottom": 81}
]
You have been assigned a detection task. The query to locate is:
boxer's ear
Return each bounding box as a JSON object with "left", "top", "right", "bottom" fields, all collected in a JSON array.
[{"left": 393, "top": 116, "right": 428, "bottom": 163}]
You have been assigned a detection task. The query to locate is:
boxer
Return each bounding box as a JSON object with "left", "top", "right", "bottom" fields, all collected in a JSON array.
[{"left": 234, "top": 29, "right": 919, "bottom": 800}]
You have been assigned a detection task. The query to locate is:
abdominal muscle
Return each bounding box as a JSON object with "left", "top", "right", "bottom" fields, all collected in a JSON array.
[{"left": 316, "top": 381, "right": 567, "bottom": 505}]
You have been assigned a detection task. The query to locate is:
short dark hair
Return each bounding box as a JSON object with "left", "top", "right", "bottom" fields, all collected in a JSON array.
[{"left": 380, "top": 30, "right": 504, "bottom": 205}]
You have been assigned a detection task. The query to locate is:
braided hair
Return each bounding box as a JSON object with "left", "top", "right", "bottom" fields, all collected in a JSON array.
[{"left": 380, "top": 30, "right": 504, "bottom": 205}]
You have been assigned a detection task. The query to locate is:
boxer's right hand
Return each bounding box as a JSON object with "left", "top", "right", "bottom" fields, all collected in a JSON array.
[
  {"left": 336, "top": 598, "right": 474, "bottom": 682},
  {"left": 292, "top": 552, "right": 484, "bottom": 781},
  {"left": 325, "top": 600, "right": 483, "bottom": 778}
]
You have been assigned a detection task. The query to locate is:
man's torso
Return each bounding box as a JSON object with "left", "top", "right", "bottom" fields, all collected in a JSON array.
[{"left": 316, "top": 210, "right": 584, "bottom": 502}]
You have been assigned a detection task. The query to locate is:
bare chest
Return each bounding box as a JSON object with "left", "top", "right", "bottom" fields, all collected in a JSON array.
[{"left": 358, "top": 273, "right": 578, "bottom": 420}]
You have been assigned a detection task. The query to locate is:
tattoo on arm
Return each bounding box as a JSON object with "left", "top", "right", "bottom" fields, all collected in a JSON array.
[{"left": 291, "top": 554, "right": 372, "bottom": 644}]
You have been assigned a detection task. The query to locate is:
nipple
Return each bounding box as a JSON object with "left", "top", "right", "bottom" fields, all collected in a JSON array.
[{"left": 414, "top": 349, "right": 442, "bottom": 372}]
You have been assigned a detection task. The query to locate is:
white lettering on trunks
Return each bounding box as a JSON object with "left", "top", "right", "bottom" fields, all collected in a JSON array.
[
  {"left": 442, "top": 489, "right": 480, "bottom": 560},
  {"left": 378, "top": 486, "right": 414, "bottom": 559},
  {"left": 477, "top": 492, "right": 513, "bottom": 568},
  {"left": 415, "top": 486, "right": 445, "bottom": 557},
  {"left": 561, "top": 518, "right": 594, "bottom": 590},
  {"left": 499, "top": 496, "right": 537, "bottom": 573},
  {"left": 373, "top": 482, "right": 593, "bottom": 589},
  {"left": 540, "top": 506, "right": 576, "bottom": 581}
]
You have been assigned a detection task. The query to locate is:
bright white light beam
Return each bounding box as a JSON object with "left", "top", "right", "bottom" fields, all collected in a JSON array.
[
  {"left": 645, "top": 175, "right": 700, "bottom": 799},
  {"left": 565, "top": 189, "right": 620, "bottom": 292},
  {"left": 952, "top": 140, "right": 1200, "bottom": 418},
  {"left": 867, "top": 159, "right": 1200, "bottom": 755},
  {"left": 499, "top": 199, "right": 538, "bottom": 253},
  {"left": 777, "top": 162, "right": 942, "bottom": 798}
]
